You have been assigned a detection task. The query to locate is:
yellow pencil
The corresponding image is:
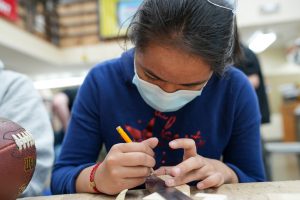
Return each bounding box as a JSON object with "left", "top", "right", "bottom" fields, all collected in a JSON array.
[
  {"left": 116, "top": 126, "right": 154, "bottom": 174},
  {"left": 116, "top": 126, "right": 133, "bottom": 143}
]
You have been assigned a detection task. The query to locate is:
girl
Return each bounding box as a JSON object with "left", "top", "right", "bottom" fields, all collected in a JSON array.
[{"left": 51, "top": 0, "right": 265, "bottom": 195}]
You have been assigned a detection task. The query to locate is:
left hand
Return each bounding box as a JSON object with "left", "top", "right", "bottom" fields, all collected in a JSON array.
[{"left": 154, "top": 139, "right": 238, "bottom": 190}]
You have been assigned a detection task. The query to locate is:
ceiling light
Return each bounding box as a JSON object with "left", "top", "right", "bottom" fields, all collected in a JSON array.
[
  {"left": 248, "top": 31, "right": 277, "bottom": 53},
  {"left": 260, "top": 3, "right": 280, "bottom": 14},
  {"left": 34, "top": 77, "right": 84, "bottom": 90}
]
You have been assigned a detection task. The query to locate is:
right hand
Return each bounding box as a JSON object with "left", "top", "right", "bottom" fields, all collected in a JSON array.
[{"left": 95, "top": 137, "right": 158, "bottom": 195}]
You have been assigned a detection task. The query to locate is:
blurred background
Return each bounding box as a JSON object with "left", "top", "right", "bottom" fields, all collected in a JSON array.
[{"left": 1, "top": 0, "right": 300, "bottom": 182}]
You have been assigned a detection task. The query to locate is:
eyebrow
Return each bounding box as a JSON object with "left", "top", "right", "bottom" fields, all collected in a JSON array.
[{"left": 139, "top": 64, "right": 209, "bottom": 87}]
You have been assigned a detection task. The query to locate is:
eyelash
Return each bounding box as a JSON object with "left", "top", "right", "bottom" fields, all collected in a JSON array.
[
  {"left": 144, "top": 71, "right": 203, "bottom": 88},
  {"left": 145, "top": 72, "right": 158, "bottom": 80}
]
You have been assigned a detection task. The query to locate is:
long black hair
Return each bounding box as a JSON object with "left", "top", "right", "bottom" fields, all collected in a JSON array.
[{"left": 127, "top": 0, "right": 241, "bottom": 75}]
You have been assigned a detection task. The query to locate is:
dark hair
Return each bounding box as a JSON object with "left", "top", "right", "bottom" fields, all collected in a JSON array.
[{"left": 127, "top": 0, "right": 241, "bottom": 75}]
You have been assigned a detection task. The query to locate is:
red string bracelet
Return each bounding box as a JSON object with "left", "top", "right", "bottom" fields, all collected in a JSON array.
[{"left": 89, "top": 162, "right": 101, "bottom": 193}]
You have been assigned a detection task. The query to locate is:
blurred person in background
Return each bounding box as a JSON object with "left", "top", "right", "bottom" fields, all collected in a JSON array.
[
  {"left": 52, "top": 88, "right": 79, "bottom": 133},
  {"left": 52, "top": 87, "right": 78, "bottom": 157},
  {"left": 0, "top": 59, "right": 54, "bottom": 197},
  {"left": 235, "top": 44, "right": 271, "bottom": 124},
  {"left": 235, "top": 43, "right": 271, "bottom": 180}
]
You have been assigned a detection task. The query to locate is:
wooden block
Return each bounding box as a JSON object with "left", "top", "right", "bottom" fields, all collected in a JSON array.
[
  {"left": 194, "top": 193, "right": 228, "bottom": 200},
  {"left": 281, "top": 101, "right": 300, "bottom": 141},
  {"left": 58, "top": 13, "right": 98, "bottom": 26},
  {"left": 17, "top": 5, "right": 26, "bottom": 17},
  {"left": 59, "top": 24, "right": 98, "bottom": 37},
  {"left": 115, "top": 175, "right": 191, "bottom": 200},
  {"left": 59, "top": 34, "right": 100, "bottom": 47},
  {"left": 143, "top": 175, "right": 191, "bottom": 200},
  {"left": 143, "top": 192, "right": 165, "bottom": 200},
  {"left": 36, "top": 3, "right": 44, "bottom": 14},
  {"left": 158, "top": 175, "right": 191, "bottom": 197},
  {"left": 116, "top": 189, "right": 128, "bottom": 200},
  {"left": 57, "top": 1, "right": 97, "bottom": 15}
]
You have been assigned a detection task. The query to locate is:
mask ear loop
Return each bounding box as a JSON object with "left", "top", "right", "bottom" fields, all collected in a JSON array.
[
  {"left": 133, "top": 58, "right": 137, "bottom": 73},
  {"left": 201, "top": 72, "right": 213, "bottom": 90},
  {"left": 133, "top": 59, "right": 141, "bottom": 78}
]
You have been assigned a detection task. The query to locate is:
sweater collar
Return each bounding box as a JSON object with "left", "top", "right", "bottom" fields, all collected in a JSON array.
[{"left": 120, "top": 48, "right": 135, "bottom": 84}]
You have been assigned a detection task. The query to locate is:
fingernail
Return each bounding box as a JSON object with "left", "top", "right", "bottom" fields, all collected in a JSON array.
[
  {"left": 166, "top": 179, "right": 175, "bottom": 187},
  {"left": 197, "top": 183, "right": 204, "bottom": 189},
  {"left": 169, "top": 141, "right": 176, "bottom": 148},
  {"left": 173, "top": 168, "right": 181, "bottom": 176}
]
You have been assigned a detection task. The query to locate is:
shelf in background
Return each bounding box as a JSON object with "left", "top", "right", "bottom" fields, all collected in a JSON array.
[{"left": 0, "top": 18, "right": 130, "bottom": 80}]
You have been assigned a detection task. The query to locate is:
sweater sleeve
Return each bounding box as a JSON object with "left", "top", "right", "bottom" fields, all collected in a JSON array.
[
  {"left": 223, "top": 78, "right": 266, "bottom": 183},
  {"left": 0, "top": 74, "right": 54, "bottom": 197},
  {"left": 51, "top": 69, "right": 104, "bottom": 194}
]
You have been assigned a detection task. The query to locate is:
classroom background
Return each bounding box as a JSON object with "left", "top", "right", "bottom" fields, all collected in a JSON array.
[{"left": 1, "top": 0, "right": 300, "bottom": 190}]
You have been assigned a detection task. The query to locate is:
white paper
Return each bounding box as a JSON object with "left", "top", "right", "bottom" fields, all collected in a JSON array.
[
  {"left": 194, "top": 193, "right": 228, "bottom": 200},
  {"left": 143, "top": 192, "right": 166, "bottom": 200}
]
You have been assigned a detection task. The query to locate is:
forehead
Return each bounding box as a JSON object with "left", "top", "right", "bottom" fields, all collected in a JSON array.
[{"left": 135, "top": 44, "right": 212, "bottom": 83}]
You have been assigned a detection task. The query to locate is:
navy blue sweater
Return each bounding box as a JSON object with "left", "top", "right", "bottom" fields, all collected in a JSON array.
[{"left": 51, "top": 49, "right": 266, "bottom": 194}]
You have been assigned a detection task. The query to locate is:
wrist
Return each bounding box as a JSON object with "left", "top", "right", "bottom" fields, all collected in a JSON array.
[
  {"left": 223, "top": 163, "right": 238, "bottom": 184},
  {"left": 90, "top": 162, "right": 102, "bottom": 193}
]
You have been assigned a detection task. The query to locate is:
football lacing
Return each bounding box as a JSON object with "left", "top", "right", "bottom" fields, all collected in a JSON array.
[{"left": 12, "top": 131, "right": 35, "bottom": 150}]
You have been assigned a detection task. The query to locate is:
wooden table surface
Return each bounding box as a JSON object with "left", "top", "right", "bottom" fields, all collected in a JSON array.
[{"left": 19, "top": 181, "right": 300, "bottom": 200}]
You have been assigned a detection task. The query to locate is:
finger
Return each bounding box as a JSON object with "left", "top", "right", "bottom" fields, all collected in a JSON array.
[
  {"left": 172, "top": 165, "right": 211, "bottom": 186},
  {"left": 155, "top": 157, "right": 205, "bottom": 178},
  {"left": 154, "top": 167, "right": 173, "bottom": 176},
  {"left": 165, "top": 169, "right": 201, "bottom": 187},
  {"left": 197, "top": 173, "right": 224, "bottom": 190},
  {"left": 119, "top": 152, "right": 156, "bottom": 168},
  {"left": 142, "top": 137, "right": 159, "bottom": 149},
  {"left": 172, "top": 156, "right": 205, "bottom": 177},
  {"left": 196, "top": 162, "right": 215, "bottom": 178},
  {"left": 113, "top": 142, "right": 155, "bottom": 157},
  {"left": 164, "top": 157, "right": 203, "bottom": 187},
  {"left": 118, "top": 166, "right": 152, "bottom": 178},
  {"left": 169, "top": 139, "right": 197, "bottom": 159}
]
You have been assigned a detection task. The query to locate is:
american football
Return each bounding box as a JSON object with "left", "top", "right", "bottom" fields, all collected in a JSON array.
[{"left": 0, "top": 118, "right": 36, "bottom": 200}]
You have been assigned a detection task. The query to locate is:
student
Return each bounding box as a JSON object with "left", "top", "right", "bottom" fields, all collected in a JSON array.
[
  {"left": 51, "top": 0, "right": 266, "bottom": 195},
  {"left": 52, "top": 87, "right": 79, "bottom": 134},
  {"left": 0, "top": 60, "right": 54, "bottom": 197},
  {"left": 52, "top": 87, "right": 79, "bottom": 158}
]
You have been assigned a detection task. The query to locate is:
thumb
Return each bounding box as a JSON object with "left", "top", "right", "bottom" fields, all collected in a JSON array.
[{"left": 142, "top": 137, "right": 159, "bottom": 149}]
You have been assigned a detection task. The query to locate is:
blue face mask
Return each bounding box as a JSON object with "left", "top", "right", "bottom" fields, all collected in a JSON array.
[{"left": 132, "top": 68, "right": 209, "bottom": 113}]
